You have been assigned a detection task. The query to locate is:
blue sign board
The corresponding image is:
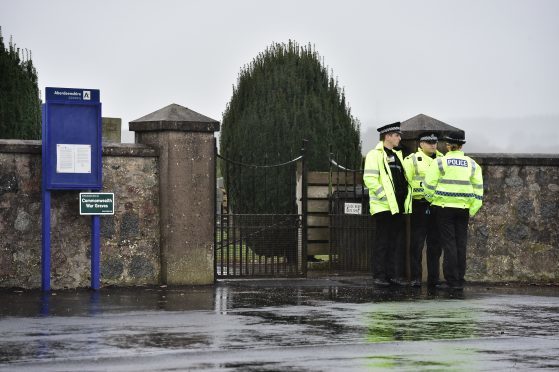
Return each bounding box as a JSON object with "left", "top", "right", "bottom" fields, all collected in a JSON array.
[
  {"left": 41, "top": 87, "right": 103, "bottom": 291},
  {"left": 42, "top": 87, "right": 102, "bottom": 190}
]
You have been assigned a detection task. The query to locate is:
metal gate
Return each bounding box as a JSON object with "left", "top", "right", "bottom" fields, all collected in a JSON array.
[
  {"left": 214, "top": 145, "right": 307, "bottom": 278},
  {"left": 328, "top": 154, "right": 375, "bottom": 272}
]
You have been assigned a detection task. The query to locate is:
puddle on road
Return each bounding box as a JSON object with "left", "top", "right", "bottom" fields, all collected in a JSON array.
[{"left": 0, "top": 283, "right": 558, "bottom": 367}]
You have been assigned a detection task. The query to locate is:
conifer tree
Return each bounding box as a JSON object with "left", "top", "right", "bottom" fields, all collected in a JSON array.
[
  {"left": 221, "top": 41, "right": 361, "bottom": 214},
  {"left": 0, "top": 27, "right": 41, "bottom": 140}
]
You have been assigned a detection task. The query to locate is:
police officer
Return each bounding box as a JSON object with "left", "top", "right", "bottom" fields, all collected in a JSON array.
[
  {"left": 363, "top": 122, "right": 412, "bottom": 287},
  {"left": 403, "top": 133, "right": 444, "bottom": 287},
  {"left": 423, "top": 133, "right": 483, "bottom": 291}
]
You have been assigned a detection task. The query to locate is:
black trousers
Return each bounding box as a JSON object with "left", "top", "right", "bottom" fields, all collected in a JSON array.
[
  {"left": 434, "top": 206, "right": 470, "bottom": 287},
  {"left": 410, "top": 199, "right": 441, "bottom": 283},
  {"left": 373, "top": 211, "right": 405, "bottom": 280}
]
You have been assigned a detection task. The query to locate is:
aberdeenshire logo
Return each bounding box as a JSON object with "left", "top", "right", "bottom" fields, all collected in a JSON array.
[
  {"left": 447, "top": 158, "right": 468, "bottom": 167},
  {"left": 54, "top": 90, "right": 81, "bottom": 97}
]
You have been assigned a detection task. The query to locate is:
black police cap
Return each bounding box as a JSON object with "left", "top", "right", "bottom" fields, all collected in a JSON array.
[
  {"left": 418, "top": 133, "right": 438, "bottom": 142},
  {"left": 444, "top": 133, "right": 466, "bottom": 144},
  {"left": 377, "top": 122, "right": 401, "bottom": 134}
]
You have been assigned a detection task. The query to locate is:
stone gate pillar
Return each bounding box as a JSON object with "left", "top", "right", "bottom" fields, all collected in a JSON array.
[{"left": 130, "top": 104, "right": 220, "bottom": 285}]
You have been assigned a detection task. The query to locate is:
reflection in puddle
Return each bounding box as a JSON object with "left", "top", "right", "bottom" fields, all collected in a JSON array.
[
  {"left": 108, "top": 332, "right": 210, "bottom": 349},
  {"left": 365, "top": 301, "right": 477, "bottom": 342}
]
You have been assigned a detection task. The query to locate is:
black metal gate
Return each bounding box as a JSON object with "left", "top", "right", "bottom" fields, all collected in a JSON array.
[
  {"left": 328, "top": 154, "right": 375, "bottom": 272},
  {"left": 215, "top": 145, "right": 307, "bottom": 278}
]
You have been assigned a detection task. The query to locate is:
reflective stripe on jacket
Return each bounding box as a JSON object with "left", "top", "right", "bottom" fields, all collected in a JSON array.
[
  {"left": 403, "top": 148, "right": 444, "bottom": 200},
  {"left": 423, "top": 150, "right": 484, "bottom": 216},
  {"left": 363, "top": 141, "right": 412, "bottom": 215}
]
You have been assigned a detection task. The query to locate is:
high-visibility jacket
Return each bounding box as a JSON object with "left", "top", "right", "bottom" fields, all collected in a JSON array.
[
  {"left": 363, "top": 141, "right": 412, "bottom": 215},
  {"left": 403, "top": 148, "right": 444, "bottom": 200},
  {"left": 423, "top": 150, "right": 483, "bottom": 216}
]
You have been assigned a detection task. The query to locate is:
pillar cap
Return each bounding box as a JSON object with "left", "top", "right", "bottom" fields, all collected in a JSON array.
[
  {"left": 400, "top": 113, "right": 464, "bottom": 140},
  {"left": 129, "top": 103, "right": 220, "bottom": 132}
]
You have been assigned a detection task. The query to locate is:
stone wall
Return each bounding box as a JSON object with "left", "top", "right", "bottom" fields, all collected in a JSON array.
[
  {"left": 1, "top": 140, "right": 557, "bottom": 287},
  {"left": 0, "top": 140, "right": 160, "bottom": 289},
  {"left": 303, "top": 154, "right": 559, "bottom": 283},
  {"left": 467, "top": 154, "right": 559, "bottom": 283}
]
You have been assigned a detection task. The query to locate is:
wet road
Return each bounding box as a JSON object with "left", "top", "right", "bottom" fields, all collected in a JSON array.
[{"left": 1, "top": 277, "right": 558, "bottom": 371}]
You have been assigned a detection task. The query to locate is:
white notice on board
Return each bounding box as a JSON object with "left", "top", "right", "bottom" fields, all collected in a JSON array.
[
  {"left": 75, "top": 145, "right": 92, "bottom": 173},
  {"left": 56, "top": 144, "right": 91, "bottom": 173}
]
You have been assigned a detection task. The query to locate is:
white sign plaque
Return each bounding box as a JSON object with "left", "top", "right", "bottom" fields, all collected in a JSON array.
[
  {"left": 344, "top": 202, "right": 362, "bottom": 215},
  {"left": 56, "top": 144, "right": 91, "bottom": 173}
]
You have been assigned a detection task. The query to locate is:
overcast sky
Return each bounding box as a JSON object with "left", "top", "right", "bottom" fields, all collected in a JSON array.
[{"left": 1, "top": 0, "right": 558, "bottom": 153}]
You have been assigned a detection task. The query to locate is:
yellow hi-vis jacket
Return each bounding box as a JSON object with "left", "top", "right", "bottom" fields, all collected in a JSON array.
[
  {"left": 363, "top": 141, "right": 412, "bottom": 215},
  {"left": 403, "top": 148, "right": 444, "bottom": 200},
  {"left": 423, "top": 150, "right": 484, "bottom": 216}
]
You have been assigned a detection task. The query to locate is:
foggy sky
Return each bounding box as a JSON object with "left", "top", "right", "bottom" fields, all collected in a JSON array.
[{"left": 1, "top": 0, "right": 558, "bottom": 153}]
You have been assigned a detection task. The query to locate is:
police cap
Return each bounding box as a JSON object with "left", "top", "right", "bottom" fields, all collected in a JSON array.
[
  {"left": 444, "top": 133, "right": 466, "bottom": 144},
  {"left": 418, "top": 132, "right": 438, "bottom": 143},
  {"left": 377, "top": 122, "right": 402, "bottom": 135}
]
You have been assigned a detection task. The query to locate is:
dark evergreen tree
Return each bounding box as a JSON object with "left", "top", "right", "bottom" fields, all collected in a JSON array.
[
  {"left": 0, "top": 27, "right": 41, "bottom": 140},
  {"left": 220, "top": 41, "right": 361, "bottom": 216}
]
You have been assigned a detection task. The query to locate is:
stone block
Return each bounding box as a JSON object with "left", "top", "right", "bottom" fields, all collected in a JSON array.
[{"left": 102, "top": 117, "right": 122, "bottom": 143}]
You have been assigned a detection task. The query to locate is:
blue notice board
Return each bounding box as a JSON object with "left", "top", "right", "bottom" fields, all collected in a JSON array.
[{"left": 42, "top": 87, "right": 102, "bottom": 190}]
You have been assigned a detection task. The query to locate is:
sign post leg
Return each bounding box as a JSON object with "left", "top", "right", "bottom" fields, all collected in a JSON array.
[
  {"left": 91, "top": 215, "right": 100, "bottom": 290},
  {"left": 41, "top": 190, "right": 51, "bottom": 291}
]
